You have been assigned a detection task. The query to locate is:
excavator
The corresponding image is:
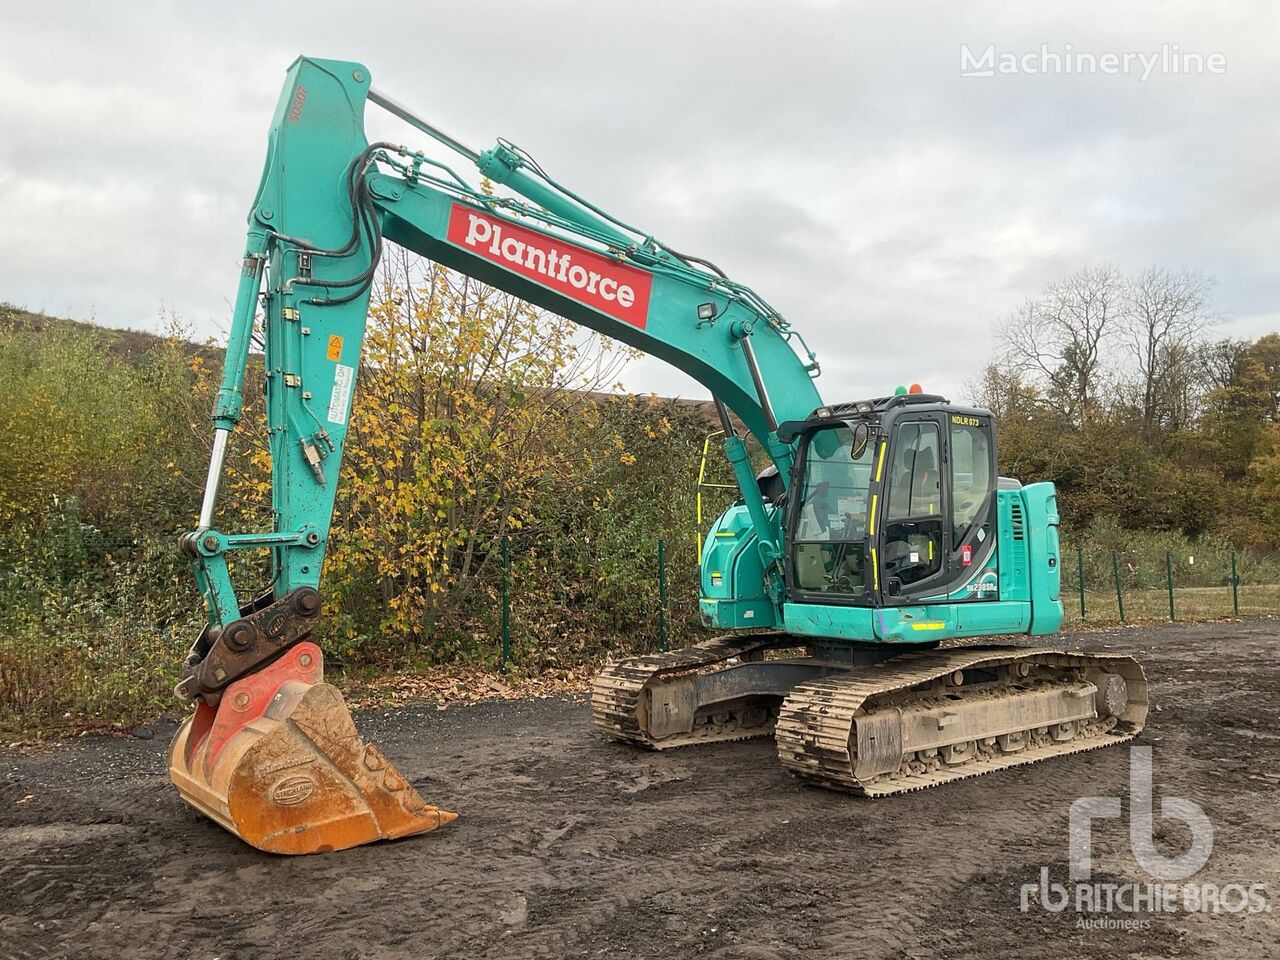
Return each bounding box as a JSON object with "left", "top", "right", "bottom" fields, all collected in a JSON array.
[{"left": 169, "top": 56, "right": 1148, "bottom": 855}]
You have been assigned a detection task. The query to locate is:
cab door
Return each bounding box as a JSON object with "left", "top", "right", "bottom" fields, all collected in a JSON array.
[
  {"left": 945, "top": 413, "right": 999, "bottom": 600},
  {"left": 874, "top": 411, "right": 999, "bottom": 604},
  {"left": 876, "top": 414, "right": 950, "bottom": 602}
]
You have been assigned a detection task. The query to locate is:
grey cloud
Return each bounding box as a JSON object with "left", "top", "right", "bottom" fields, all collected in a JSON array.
[{"left": 1, "top": 0, "right": 1275, "bottom": 407}]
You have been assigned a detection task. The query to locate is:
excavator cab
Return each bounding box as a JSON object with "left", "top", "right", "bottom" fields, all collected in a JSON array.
[
  {"left": 601, "top": 391, "right": 1144, "bottom": 789},
  {"left": 782, "top": 392, "right": 999, "bottom": 611}
]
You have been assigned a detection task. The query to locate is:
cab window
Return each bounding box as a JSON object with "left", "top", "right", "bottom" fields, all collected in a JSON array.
[
  {"left": 792, "top": 426, "right": 874, "bottom": 595},
  {"left": 795, "top": 427, "right": 874, "bottom": 542},
  {"left": 950, "top": 421, "right": 992, "bottom": 547},
  {"left": 886, "top": 423, "right": 941, "bottom": 520},
  {"left": 881, "top": 421, "right": 943, "bottom": 588}
]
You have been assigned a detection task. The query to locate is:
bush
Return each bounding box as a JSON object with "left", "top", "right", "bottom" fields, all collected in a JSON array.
[{"left": 0, "top": 540, "right": 198, "bottom": 737}]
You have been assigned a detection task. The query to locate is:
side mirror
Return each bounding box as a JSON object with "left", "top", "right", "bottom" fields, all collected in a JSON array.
[{"left": 850, "top": 422, "right": 872, "bottom": 460}]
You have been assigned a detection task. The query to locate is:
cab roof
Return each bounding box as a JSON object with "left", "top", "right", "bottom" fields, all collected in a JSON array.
[{"left": 776, "top": 393, "right": 993, "bottom": 443}]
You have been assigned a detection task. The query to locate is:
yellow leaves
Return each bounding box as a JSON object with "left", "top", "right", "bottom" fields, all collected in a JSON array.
[
  {"left": 619, "top": 452, "right": 637, "bottom": 466},
  {"left": 314, "top": 263, "right": 626, "bottom": 643}
]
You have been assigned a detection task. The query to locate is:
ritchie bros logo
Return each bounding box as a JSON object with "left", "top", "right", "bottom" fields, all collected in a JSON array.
[
  {"left": 1020, "top": 747, "right": 1269, "bottom": 931},
  {"left": 447, "top": 205, "right": 652, "bottom": 328}
]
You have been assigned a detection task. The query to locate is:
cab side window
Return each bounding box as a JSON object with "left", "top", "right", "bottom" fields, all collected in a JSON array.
[
  {"left": 886, "top": 423, "right": 941, "bottom": 521},
  {"left": 949, "top": 421, "right": 992, "bottom": 548},
  {"left": 881, "top": 421, "right": 943, "bottom": 588}
]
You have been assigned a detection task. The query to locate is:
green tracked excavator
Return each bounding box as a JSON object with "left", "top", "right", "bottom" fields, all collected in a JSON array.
[{"left": 169, "top": 56, "right": 1147, "bottom": 854}]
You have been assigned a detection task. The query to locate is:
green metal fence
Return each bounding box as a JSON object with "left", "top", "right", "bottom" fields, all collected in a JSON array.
[
  {"left": 1064, "top": 543, "right": 1274, "bottom": 624},
  {"left": 488, "top": 536, "right": 1280, "bottom": 666},
  {"left": 141, "top": 534, "right": 1270, "bottom": 672}
]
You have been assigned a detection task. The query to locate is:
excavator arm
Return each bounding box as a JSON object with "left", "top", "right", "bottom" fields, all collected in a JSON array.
[
  {"left": 169, "top": 56, "right": 824, "bottom": 853},
  {"left": 188, "top": 56, "right": 823, "bottom": 642}
]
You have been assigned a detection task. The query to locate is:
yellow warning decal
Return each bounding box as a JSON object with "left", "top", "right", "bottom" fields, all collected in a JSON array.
[
  {"left": 910, "top": 621, "right": 946, "bottom": 630},
  {"left": 326, "top": 335, "right": 344, "bottom": 362}
]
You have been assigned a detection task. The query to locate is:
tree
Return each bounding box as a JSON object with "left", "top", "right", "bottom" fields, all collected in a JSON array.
[
  {"left": 1247, "top": 333, "right": 1280, "bottom": 422},
  {"left": 1197, "top": 337, "right": 1251, "bottom": 394},
  {"left": 998, "top": 266, "right": 1123, "bottom": 425},
  {"left": 1199, "top": 338, "right": 1279, "bottom": 480},
  {"left": 323, "top": 251, "right": 631, "bottom": 660},
  {"left": 967, "top": 363, "right": 1043, "bottom": 422},
  {"left": 1123, "top": 267, "right": 1211, "bottom": 430},
  {"left": 1249, "top": 437, "right": 1280, "bottom": 542}
]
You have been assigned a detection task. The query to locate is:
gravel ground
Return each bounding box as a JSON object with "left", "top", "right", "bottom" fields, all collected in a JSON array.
[{"left": 2, "top": 621, "right": 1278, "bottom": 959}]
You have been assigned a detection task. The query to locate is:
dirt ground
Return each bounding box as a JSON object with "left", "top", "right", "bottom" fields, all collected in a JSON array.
[{"left": 2, "top": 621, "right": 1278, "bottom": 960}]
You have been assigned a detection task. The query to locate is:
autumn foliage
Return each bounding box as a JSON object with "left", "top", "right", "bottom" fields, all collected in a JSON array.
[{"left": 2, "top": 259, "right": 1279, "bottom": 735}]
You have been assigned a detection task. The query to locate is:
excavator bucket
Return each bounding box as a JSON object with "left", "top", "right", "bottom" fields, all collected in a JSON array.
[{"left": 168, "top": 641, "right": 456, "bottom": 854}]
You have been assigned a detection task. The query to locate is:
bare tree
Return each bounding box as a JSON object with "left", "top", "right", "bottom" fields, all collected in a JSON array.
[
  {"left": 998, "top": 265, "right": 1123, "bottom": 425},
  {"left": 1124, "top": 267, "right": 1212, "bottom": 430}
]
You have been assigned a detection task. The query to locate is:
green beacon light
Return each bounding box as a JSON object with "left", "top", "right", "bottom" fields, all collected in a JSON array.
[{"left": 894, "top": 385, "right": 908, "bottom": 396}]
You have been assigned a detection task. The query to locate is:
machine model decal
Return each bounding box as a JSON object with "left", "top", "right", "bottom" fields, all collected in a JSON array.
[
  {"left": 447, "top": 204, "right": 652, "bottom": 329},
  {"left": 967, "top": 570, "right": 1000, "bottom": 596}
]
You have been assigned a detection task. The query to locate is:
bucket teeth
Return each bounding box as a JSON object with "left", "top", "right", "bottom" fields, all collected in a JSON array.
[{"left": 169, "top": 642, "right": 456, "bottom": 855}]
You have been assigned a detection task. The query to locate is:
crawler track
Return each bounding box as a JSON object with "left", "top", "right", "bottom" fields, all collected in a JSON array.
[
  {"left": 593, "top": 640, "right": 1147, "bottom": 794},
  {"left": 774, "top": 645, "right": 1147, "bottom": 796},
  {"left": 590, "top": 633, "right": 796, "bottom": 748}
]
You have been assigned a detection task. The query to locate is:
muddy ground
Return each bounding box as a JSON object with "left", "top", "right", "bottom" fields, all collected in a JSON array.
[{"left": 2, "top": 621, "right": 1278, "bottom": 959}]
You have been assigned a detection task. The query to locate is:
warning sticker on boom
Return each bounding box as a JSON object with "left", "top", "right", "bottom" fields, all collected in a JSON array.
[{"left": 327, "top": 363, "right": 354, "bottom": 425}]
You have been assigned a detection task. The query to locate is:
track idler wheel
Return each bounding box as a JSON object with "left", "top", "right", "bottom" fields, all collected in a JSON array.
[{"left": 168, "top": 641, "right": 456, "bottom": 854}]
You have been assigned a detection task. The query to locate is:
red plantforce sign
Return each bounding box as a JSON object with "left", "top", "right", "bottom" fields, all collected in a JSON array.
[{"left": 446, "top": 204, "right": 652, "bottom": 329}]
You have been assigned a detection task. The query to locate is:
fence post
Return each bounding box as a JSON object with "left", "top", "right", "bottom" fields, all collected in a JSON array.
[
  {"left": 1165, "top": 551, "right": 1175, "bottom": 621},
  {"left": 1077, "top": 547, "right": 1086, "bottom": 619},
  {"left": 657, "top": 538, "right": 668, "bottom": 653},
  {"left": 500, "top": 537, "right": 512, "bottom": 665},
  {"left": 1111, "top": 550, "right": 1126, "bottom": 622},
  {"left": 1231, "top": 551, "right": 1240, "bottom": 617}
]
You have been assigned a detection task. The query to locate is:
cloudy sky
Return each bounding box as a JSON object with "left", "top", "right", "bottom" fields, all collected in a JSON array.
[{"left": 1, "top": 1, "right": 1275, "bottom": 404}]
